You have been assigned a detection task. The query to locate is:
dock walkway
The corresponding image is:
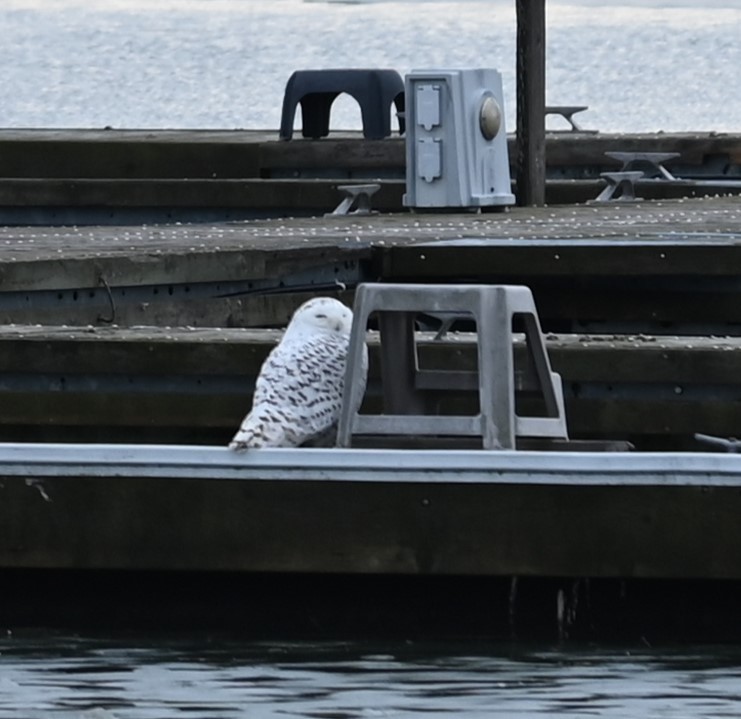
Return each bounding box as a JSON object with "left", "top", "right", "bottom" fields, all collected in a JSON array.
[
  {"left": 1, "top": 324, "right": 739, "bottom": 449},
  {"left": 3, "top": 194, "right": 741, "bottom": 635},
  {"left": 1, "top": 129, "right": 739, "bottom": 222},
  {"left": 1, "top": 195, "right": 740, "bottom": 326},
  {"left": 0, "top": 195, "right": 741, "bottom": 449}
]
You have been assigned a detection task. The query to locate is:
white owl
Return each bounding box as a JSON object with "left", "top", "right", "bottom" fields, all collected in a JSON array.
[{"left": 229, "top": 297, "right": 367, "bottom": 450}]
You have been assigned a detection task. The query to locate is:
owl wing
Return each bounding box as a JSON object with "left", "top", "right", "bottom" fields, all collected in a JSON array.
[{"left": 229, "top": 333, "right": 351, "bottom": 450}]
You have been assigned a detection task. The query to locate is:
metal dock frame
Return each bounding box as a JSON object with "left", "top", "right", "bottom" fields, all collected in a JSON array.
[{"left": 2, "top": 442, "right": 741, "bottom": 579}]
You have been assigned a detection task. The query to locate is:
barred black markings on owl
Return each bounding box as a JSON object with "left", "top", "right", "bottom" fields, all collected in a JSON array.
[{"left": 228, "top": 297, "right": 367, "bottom": 450}]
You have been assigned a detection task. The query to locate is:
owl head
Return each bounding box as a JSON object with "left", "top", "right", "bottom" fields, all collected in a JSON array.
[{"left": 284, "top": 297, "right": 354, "bottom": 340}]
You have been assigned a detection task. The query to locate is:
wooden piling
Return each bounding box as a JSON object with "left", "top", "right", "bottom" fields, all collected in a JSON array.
[{"left": 516, "top": 0, "right": 547, "bottom": 206}]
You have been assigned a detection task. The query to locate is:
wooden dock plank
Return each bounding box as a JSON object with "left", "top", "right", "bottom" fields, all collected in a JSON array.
[
  {"left": 1, "top": 474, "right": 738, "bottom": 577},
  {"left": 0, "top": 178, "right": 405, "bottom": 212},
  {"left": 0, "top": 326, "right": 740, "bottom": 448},
  {"left": 2, "top": 195, "right": 740, "bottom": 268},
  {"left": 0, "top": 129, "right": 271, "bottom": 180},
  {"left": 1, "top": 129, "right": 738, "bottom": 178},
  {"left": 1, "top": 195, "right": 740, "bottom": 329},
  {"left": 0, "top": 130, "right": 738, "bottom": 218},
  {"left": 0, "top": 222, "right": 364, "bottom": 294}
]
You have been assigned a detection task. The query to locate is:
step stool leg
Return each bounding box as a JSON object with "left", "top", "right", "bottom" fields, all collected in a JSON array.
[
  {"left": 379, "top": 311, "right": 427, "bottom": 415},
  {"left": 278, "top": 73, "right": 300, "bottom": 140},
  {"left": 521, "top": 313, "right": 563, "bottom": 418},
  {"left": 337, "top": 293, "right": 374, "bottom": 448},
  {"left": 393, "top": 93, "right": 405, "bottom": 135},
  {"left": 300, "top": 92, "right": 337, "bottom": 139},
  {"left": 360, "top": 101, "right": 389, "bottom": 140},
  {"left": 477, "top": 290, "right": 516, "bottom": 449}
]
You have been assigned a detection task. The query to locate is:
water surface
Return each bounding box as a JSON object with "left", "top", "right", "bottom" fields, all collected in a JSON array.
[
  {"left": 2, "top": 635, "right": 741, "bottom": 718},
  {"left": 1, "top": 0, "right": 739, "bottom": 132}
]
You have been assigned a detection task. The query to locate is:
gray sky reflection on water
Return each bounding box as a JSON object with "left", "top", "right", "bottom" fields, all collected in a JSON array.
[{"left": 2, "top": 637, "right": 741, "bottom": 717}]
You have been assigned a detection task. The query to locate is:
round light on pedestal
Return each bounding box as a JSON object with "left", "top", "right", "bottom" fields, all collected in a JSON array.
[{"left": 479, "top": 95, "right": 502, "bottom": 140}]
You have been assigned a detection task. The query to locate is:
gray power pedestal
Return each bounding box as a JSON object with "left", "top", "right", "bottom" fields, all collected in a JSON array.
[{"left": 403, "top": 68, "right": 515, "bottom": 210}]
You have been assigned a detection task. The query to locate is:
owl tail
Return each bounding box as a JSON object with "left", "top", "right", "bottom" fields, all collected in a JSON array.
[{"left": 228, "top": 407, "right": 288, "bottom": 450}]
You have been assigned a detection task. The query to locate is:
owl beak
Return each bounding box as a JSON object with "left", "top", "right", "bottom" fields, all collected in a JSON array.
[{"left": 334, "top": 320, "right": 343, "bottom": 332}]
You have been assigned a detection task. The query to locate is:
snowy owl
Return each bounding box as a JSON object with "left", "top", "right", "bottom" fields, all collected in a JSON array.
[{"left": 229, "top": 297, "right": 367, "bottom": 450}]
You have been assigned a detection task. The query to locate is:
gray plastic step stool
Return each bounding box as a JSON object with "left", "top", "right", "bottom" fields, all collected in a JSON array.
[
  {"left": 279, "top": 69, "right": 405, "bottom": 140},
  {"left": 337, "top": 283, "right": 569, "bottom": 450}
]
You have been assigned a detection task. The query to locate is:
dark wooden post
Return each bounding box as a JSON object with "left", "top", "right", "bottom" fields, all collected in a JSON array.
[{"left": 516, "top": 0, "right": 546, "bottom": 206}]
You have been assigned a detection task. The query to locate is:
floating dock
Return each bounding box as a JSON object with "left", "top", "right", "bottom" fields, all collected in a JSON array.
[
  {"left": 2, "top": 442, "right": 741, "bottom": 579},
  {"left": 1, "top": 195, "right": 741, "bottom": 450},
  {"left": 2, "top": 440, "right": 741, "bottom": 640},
  {"left": 0, "top": 129, "right": 739, "bottom": 222},
  {"left": 2, "top": 194, "right": 741, "bottom": 329},
  {"left": 2, "top": 325, "right": 741, "bottom": 451},
  {"left": 2, "top": 130, "right": 741, "bottom": 639}
]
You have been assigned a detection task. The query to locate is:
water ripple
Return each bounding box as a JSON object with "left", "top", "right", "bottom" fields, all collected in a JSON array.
[
  {"left": 0, "top": 0, "right": 738, "bottom": 132},
  {"left": 2, "top": 636, "right": 741, "bottom": 718}
]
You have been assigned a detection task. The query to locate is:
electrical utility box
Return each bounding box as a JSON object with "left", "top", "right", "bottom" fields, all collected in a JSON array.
[{"left": 403, "top": 68, "right": 515, "bottom": 210}]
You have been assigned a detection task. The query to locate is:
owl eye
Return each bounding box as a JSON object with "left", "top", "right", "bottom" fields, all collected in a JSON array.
[{"left": 314, "top": 313, "right": 327, "bottom": 319}]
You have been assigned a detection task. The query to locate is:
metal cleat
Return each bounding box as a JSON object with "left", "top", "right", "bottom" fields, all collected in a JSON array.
[
  {"left": 592, "top": 170, "right": 645, "bottom": 203},
  {"left": 325, "top": 183, "right": 381, "bottom": 217},
  {"left": 545, "top": 105, "right": 596, "bottom": 132},
  {"left": 695, "top": 433, "right": 741, "bottom": 453},
  {"left": 605, "top": 151, "right": 681, "bottom": 180}
]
